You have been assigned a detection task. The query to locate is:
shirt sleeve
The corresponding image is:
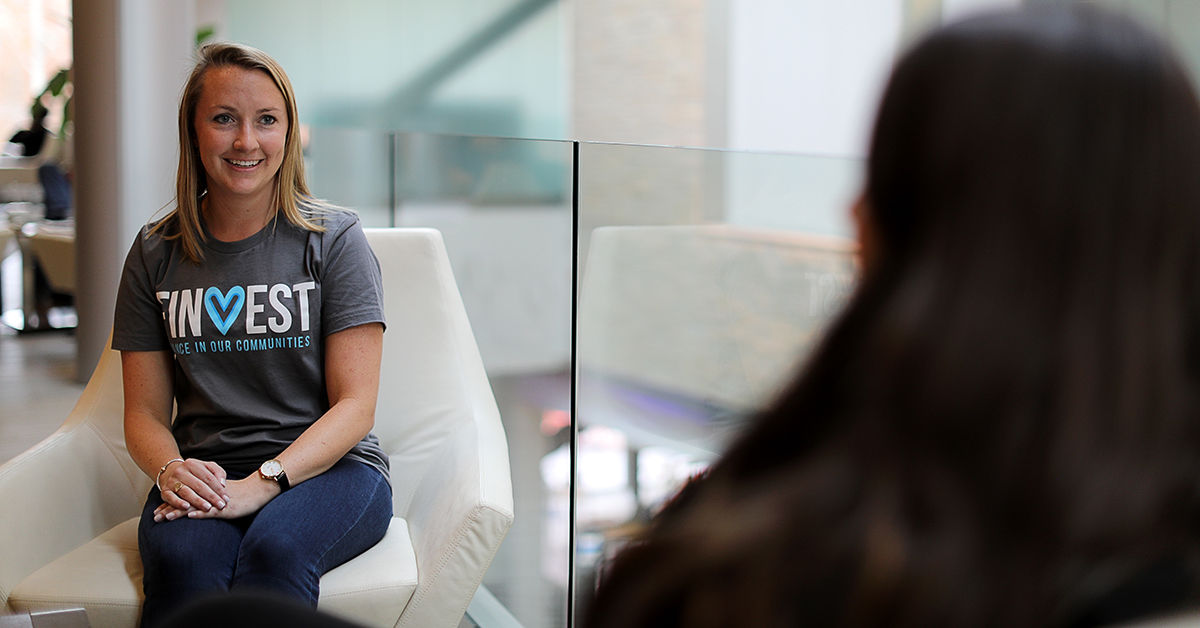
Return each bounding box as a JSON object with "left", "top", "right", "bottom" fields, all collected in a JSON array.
[
  {"left": 112, "top": 229, "right": 171, "bottom": 351},
  {"left": 319, "top": 215, "right": 386, "bottom": 336}
]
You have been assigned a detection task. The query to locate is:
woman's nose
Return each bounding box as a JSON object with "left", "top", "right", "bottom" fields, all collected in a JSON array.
[{"left": 233, "top": 123, "right": 258, "bottom": 151}]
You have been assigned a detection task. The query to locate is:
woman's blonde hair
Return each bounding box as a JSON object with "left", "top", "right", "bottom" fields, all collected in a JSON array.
[{"left": 158, "top": 42, "right": 327, "bottom": 263}]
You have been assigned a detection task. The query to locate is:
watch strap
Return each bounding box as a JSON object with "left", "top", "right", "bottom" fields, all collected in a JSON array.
[{"left": 276, "top": 469, "right": 290, "bottom": 492}]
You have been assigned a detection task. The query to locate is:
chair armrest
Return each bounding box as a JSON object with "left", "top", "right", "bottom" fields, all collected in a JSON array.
[
  {"left": 364, "top": 227, "right": 516, "bottom": 628},
  {"left": 397, "top": 419, "right": 514, "bottom": 628},
  {"left": 0, "top": 349, "right": 150, "bottom": 612},
  {"left": 0, "top": 426, "right": 149, "bottom": 611}
]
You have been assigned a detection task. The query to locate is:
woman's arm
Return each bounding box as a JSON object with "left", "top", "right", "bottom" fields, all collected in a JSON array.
[
  {"left": 279, "top": 321, "right": 384, "bottom": 482},
  {"left": 185, "top": 322, "right": 384, "bottom": 519},
  {"left": 123, "top": 350, "right": 229, "bottom": 519}
]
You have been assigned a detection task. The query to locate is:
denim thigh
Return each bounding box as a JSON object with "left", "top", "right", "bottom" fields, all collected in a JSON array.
[
  {"left": 231, "top": 459, "right": 393, "bottom": 602},
  {"left": 138, "top": 487, "right": 250, "bottom": 628}
]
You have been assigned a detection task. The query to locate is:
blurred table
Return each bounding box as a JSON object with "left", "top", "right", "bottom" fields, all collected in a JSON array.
[
  {"left": 0, "top": 204, "right": 75, "bottom": 331},
  {"left": 0, "top": 165, "right": 40, "bottom": 188}
]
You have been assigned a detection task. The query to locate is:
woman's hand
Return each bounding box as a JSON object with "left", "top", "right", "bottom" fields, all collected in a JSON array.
[
  {"left": 155, "top": 474, "right": 280, "bottom": 522},
  {"left": 155, "top": 458, "right": 229, "bottom": 519},
  {"left": 149, "top": 322, "right": 383, "bottom": 524}
]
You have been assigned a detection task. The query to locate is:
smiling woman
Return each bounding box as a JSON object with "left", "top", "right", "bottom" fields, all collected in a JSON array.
[{"left": 111, "top": 42, "right": 392, "bottom": 628}]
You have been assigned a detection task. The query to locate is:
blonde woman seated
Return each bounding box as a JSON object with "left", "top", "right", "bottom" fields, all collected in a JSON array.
[{"left": 114, "top": 43, "right": 391, "bottom": 628}]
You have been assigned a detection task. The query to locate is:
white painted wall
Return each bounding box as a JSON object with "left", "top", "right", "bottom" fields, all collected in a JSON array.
[
  {"left": 720, "top": 0, "right": 1026, "bottom": 240},
  {"left": 725, "top": 0, "right": 1022, "bottom": 160},
  {"left": 726, "top": 0, "right": 903, "bottom": 159}
]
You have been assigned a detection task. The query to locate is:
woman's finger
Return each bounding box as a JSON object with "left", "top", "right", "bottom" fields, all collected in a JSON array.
[
  {"left": 154, "top": 496, "right": 191, "bottom": 522},
  {"left": 166, "top": 487, "right": 191, "bottom": 510},
  {"left": 187, "top": 477, "right": 226, "bottom": 510},
  {"left": 204, "top": 460, "right": 228, "bottom": 488},
  {"left": 160, "top": 506, "right": 188, "bottom": 521},
  {"left": 186, "top": 459, "right": 229, "bottom": 500},
  {"left": 174, "top": 483, "right": 213, "bottom": 511},
  {"left": 168, "top": 460, "right": 228, "bottom": 509},
  {"left": 192, "top": 464, "right": 229, "bottom": 504}
]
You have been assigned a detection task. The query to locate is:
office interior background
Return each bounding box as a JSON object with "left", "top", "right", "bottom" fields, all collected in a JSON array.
[{"left": 4, "top": 0, "right": 1200, "bottom": 626}]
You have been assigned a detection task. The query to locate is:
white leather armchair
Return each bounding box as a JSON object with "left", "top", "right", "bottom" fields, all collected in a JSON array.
[{"left": 0, "top": 228, "right": 515, "bottom": 628}]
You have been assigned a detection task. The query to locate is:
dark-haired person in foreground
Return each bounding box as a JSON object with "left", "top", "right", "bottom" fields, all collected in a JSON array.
[{"left": 587, "top": 7, "right": 1200, "bottom": 628}]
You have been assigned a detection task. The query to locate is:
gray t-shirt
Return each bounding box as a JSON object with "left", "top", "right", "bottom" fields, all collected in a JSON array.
[{"left": 113, "top": 210, "right": 390, "bottom": 482}]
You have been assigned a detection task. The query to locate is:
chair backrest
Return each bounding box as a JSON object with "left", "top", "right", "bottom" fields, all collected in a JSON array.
[
  {"left": 363, "top": 228, "right": 509, "bottom": 519},
  {"left": 578, "top": 225, "right": 855, "bottom": 411}
]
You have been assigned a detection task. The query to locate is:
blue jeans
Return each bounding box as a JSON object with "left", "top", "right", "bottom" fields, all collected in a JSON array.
[{"left": 137, "top": 459, "right": 392, "bottom": 628}]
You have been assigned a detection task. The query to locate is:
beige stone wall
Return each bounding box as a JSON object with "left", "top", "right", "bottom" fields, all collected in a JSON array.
[
  {"left": 571, "top": 0, "right": 711, "bottom": 148},
  {"left": 571, "top": 0, "right": 726, "bottom": 255},
  {"left": 0, "top": 0, "right": 72, "bottom": 150}
]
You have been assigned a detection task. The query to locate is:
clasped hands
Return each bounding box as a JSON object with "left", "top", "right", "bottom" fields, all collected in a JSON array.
[{"left": 155, "top": 458, "right": 280, "bottom": 522}]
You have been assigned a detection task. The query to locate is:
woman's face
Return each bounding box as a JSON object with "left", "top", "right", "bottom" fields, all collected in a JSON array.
[{"left": 193, "top": 65, "right": 288, "bottom": 211}]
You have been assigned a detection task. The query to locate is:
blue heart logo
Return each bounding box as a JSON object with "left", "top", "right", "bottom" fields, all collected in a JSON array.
[{"left": 204, "top": 286, "right": 245, "bottom": 336}]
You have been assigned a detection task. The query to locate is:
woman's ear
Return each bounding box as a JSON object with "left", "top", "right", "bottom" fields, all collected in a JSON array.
[{"left": 851, "top": 192, "right": 880, "bottom": 276}]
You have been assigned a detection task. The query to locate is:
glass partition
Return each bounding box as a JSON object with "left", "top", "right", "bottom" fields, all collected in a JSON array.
[
  {"left": 307, "top": 127, "right": 394, "bottom": 227},
  {"left": 572, "top": 142, "right": 862, "bottom": 623},
  {"left": 308, "top": 129, "right": 575, "bottom": 628},
  {"left": 304, "top": 130, "right": 862, "bottom": 628},
  {"left": 390, "top": 134, "right": 574, "bottom": 628}
]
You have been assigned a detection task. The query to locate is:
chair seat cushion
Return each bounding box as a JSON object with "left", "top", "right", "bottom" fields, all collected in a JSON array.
[
  {"left": 319, "top": 517, "right": 419, "bottom": 626},
  {"left": 10, "top": 517, "right": 418, "bottom": 628},
  {"left": 9, "top": 519, "right": 142, "bottom": 628}
]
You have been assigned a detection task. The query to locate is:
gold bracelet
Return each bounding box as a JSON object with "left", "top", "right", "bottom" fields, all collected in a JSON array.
[{"left": 156, "top": 458, "right": 184, "bottom": 492}]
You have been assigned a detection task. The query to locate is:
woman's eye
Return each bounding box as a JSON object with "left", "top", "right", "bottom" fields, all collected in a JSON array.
[
  {"left": 214, "top": 113, "right": 233, "bottom": 124},
  {"left": 260, "top": 115, "right": 277, "bottom": 125}
]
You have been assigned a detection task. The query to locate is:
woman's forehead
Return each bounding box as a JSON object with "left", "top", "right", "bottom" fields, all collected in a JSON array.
[{"left": 198, "top": 66, "right": 286, "bottom": 109}]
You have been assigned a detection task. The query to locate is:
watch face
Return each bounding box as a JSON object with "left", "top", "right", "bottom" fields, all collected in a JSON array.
[{"left": 260, "top": 459, "right": 283, "bottom": 478}]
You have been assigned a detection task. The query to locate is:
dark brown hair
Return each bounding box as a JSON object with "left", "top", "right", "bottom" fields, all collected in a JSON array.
[{"left": 587, "top": 7, "right": 1200, "bottom": 628}]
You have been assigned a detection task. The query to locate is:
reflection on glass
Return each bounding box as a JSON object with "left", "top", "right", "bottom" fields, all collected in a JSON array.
[
  {"left": 573, "top": 142, "right": 863, "bottom": 622},
  {"left": 310, "top": 129, "right": 574, "bottom": 628},
  {"left": 307, "top": 127, "right": 393, "bottom": 227},
  {"left": 396, "top": 134, "right": 568, "bottom": 206}
]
